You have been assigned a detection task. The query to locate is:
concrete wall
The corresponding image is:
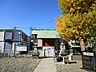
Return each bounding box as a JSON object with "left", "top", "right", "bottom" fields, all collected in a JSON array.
[
  {"left": 39, "top": 46, "right": 55, "bottom": 57},
  {"left": 43, "top": 46, "right": 55, "bottom": 57}
]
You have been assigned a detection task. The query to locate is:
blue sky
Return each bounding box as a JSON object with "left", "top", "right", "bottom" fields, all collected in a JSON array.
[{"left": 0, "top": 0, "right": 61, "bottom": 35}]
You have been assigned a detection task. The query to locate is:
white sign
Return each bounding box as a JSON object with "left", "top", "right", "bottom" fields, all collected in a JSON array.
[
  {"left": 83, "top": 52, "right": 94, "bottom": 56},
  {"left": 38, "top": 39, "right": 42, "bottom": 47},
  {"left": 16, "top": 45, "right": 27, "bottom": 51},
  {"left": 43, "top": 46, "right": 55, "bottom": 57}
]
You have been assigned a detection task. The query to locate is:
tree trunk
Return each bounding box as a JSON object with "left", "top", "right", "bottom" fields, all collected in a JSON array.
[{"left": 80, "top": 40, "right": 86, "bottom": 51}]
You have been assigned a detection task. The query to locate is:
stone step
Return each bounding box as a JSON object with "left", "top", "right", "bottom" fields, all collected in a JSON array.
[
  {"left": 72, "top": 55, "right": 82, "bottom": 60},
  {"left": 28, "top": 50, "right": 34, "bottom": 54},
  {"left": 15, "top": 54, "right": 32, "bottom": 57}
]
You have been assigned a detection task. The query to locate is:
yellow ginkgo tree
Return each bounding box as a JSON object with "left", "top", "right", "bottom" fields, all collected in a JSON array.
[{"left": 56, "top": 0, "right": 96, "bottom": 51}]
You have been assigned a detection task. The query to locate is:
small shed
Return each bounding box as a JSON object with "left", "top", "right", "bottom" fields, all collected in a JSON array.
[{"left": 31, "top": 29, "right": 61, "bottom": 57}]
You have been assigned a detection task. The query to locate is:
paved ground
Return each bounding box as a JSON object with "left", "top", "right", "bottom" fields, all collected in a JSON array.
[
  {"left": 0, "top": 55, "right": 8, "bottom": 59},
  {"left": 0, "top": 57, "right": 41, "bottom": 72},
  {"left": 56, "top": 60, "right": 94, "bottom": 72},
  {"left": 34, "top": 58, "right": 57, "bottom": 72},
  {"left": 0, "top": 57, "right": 94, "bottom": 72}
]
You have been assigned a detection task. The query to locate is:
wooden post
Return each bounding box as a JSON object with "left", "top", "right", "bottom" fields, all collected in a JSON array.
[
  {"left": 8, "top": 51, "right": 10, "bottom": 57},
  {"left": 14, "top": 43, "right": 16, "bottom": 58}
]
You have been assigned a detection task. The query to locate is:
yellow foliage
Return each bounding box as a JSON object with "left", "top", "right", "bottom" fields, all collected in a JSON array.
[
  {"left": 58, "top": 0, "right": 96, "bottom": 14},
  {"left": 56, "top": 12, "right": 96, "bottom": 41},
  {"left": 56, "top": 0, "right": 96, "bottom": 43}
]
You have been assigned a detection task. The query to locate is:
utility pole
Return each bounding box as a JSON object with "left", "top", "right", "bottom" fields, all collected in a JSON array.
[{"left": 30, "top": 27, "right": 33, "bottom": 36}]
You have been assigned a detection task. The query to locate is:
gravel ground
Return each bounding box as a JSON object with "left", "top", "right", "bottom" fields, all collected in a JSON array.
[
  {"left": 56, "top": 60, "right": 94, "bottom": 72},
  {"left": 0, "top": 57, "right": 41, "bottom": 72}
]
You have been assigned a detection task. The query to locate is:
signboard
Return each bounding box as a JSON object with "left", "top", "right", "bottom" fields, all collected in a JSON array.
[
  {"left": 83, "top": 52, "right": 94, "bottom": 56},
  {"left": 43, "top": 46, "right": 55, "bottom": 57},
  {"left": 16, "top": 45, "right": 27, "bottom": 51},
  {"left": 82, "top": 52, "right": 96, "bottom": 71}
]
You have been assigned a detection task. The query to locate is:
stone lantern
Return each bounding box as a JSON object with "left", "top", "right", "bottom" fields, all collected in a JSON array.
[
  {"left": 59, "top": 43, "right": 67, "bottom": 56},
  {"left": 32, "top": 43, "right": 39, "bottom": 59},
  {"left": 59, "top": 42, "right": 67, "bottom": 64}
]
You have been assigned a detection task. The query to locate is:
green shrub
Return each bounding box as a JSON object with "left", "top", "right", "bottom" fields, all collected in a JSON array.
[
  {"left": 92, "top": 46, "right": 96, "bottom": 52},
  {"left": 0, "top": 53, "right": 8, "bottom": 55}
]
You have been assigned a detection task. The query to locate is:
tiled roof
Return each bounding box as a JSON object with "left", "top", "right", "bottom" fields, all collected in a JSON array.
[{"left": 31, "top": 29, "right": 61, "bottom": 38}]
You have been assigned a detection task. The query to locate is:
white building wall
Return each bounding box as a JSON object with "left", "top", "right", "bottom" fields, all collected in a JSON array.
[
  {"left": 12, "top": 42, "right": 21, "bottom": 53},
  {"left": 38, "top": 39, "right": 42, "bottom": 47},
  {"left": 0, "top": 42, "right": 4, "bottom": 53},
  {"left": 0, "top": 31, "right": 5, "bottom": 41}
]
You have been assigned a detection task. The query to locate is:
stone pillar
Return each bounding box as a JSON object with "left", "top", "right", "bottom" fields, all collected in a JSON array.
[
  {"left": 33, "top": 43, "right": 38, "bottom": 54},
  {"left": 33, "top": 46, "right": 38, "bottom": 54},
  {"left": 68, "top": 49, "right": 73, "bottom": 61}
]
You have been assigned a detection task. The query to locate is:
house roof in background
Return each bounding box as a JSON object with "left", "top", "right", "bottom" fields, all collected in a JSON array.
[
  {"left": 31, "top": 29, "right": 61, "bottom": 38},
  {"left": 0, "top": 29, "right": 21, "bottom": 31}
]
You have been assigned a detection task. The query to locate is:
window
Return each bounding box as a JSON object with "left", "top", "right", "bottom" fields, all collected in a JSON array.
[
  {"left": 5, "top": 31, "right": 12, "bottom": 40},
  {"left": 4, "top": 42, "right": 12, "bottom": 53}
]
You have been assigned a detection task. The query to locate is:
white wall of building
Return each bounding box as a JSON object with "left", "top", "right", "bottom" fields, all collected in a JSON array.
[
  {"left": 0, "top": 31, "right": 5, "bottom": 41},
  {"left": 38, "top": 39, "right": 42, "bottom": 47},
  {"left": 0, "top": 42, "right": 4, "bottom": 53}
]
